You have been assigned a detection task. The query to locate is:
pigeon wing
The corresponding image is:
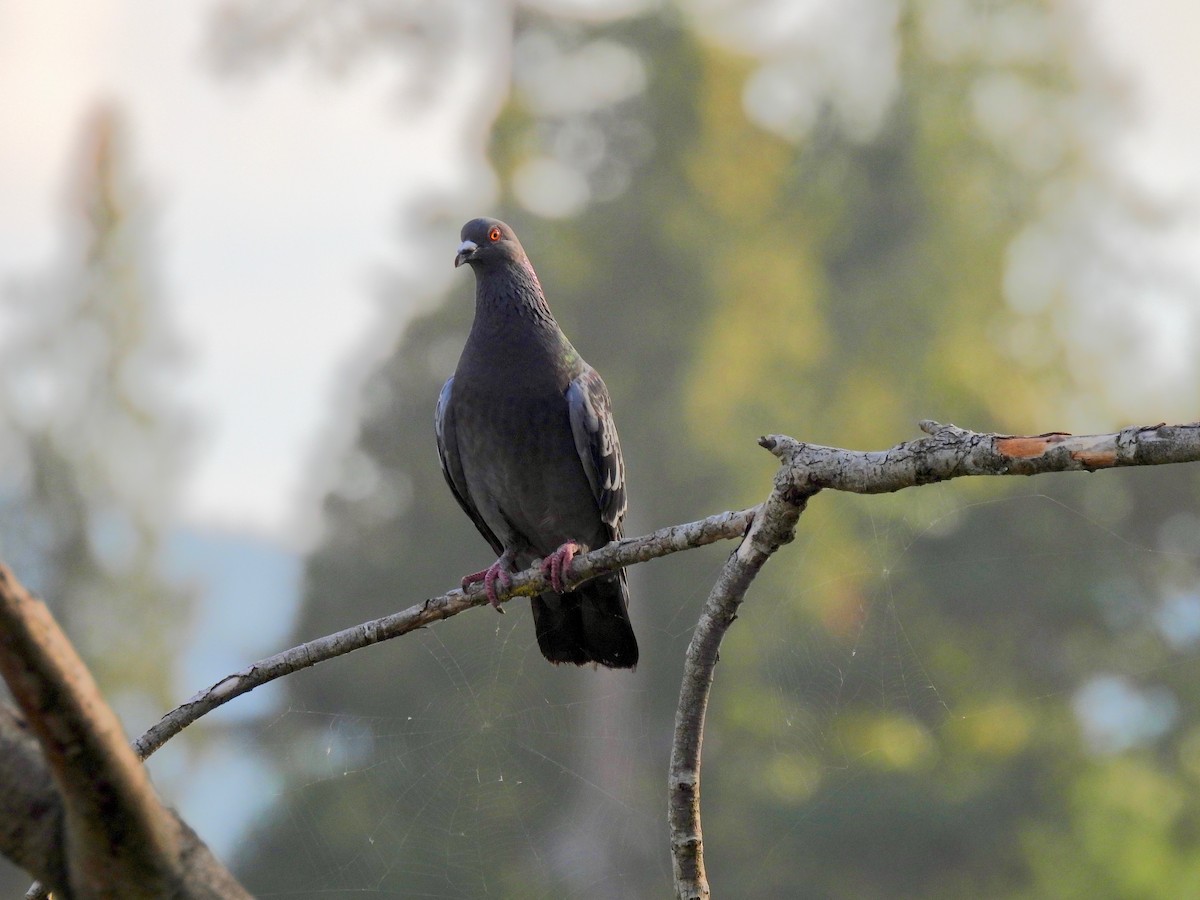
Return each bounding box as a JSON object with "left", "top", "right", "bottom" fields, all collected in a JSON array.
[
  {"left": 435, "top": 376, "right": 504, "bottom": 555},
  {"left": 565, "top": 366, "right": 627, "bottom": 533}
]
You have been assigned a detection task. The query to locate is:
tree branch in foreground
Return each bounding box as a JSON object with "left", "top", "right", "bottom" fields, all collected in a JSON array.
[
  {"left": 0, "top": 565, "right": 250, "bottom": 899},
  {"left": 666, "top": 418, "right": 1200, "bottom": 899},
  {"left": 0, "top": 703, "right": 63, "bottom": 892}
]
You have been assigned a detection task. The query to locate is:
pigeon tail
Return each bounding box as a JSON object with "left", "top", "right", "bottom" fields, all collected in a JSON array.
[{"left": 531, "top": 571, "right": 638, "bottom": 669}]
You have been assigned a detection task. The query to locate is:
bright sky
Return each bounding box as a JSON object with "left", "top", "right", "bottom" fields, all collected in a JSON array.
[
  {"left": 0, "top": 0, "right": 1197, "bottom": 547},
  {"left": 1091, "top": 1, "right": 1200, "bottom": 193}
]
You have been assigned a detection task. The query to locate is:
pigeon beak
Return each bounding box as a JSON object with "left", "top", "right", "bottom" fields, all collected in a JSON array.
[{"left": 454, "top": 239, "right": 478, "bottom": 268}]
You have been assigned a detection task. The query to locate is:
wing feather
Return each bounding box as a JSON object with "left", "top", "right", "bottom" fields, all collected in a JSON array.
[
  {"left": 435, "top": 377, "right": 503, "bottom": 555},
  {"left": 565, "top": 367, "right": 627, "bottom": 533}
]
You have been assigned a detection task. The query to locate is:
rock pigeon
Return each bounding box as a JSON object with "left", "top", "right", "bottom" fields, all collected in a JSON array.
[{"left": 435, "top": 217, "right": 638, "bottom": 668}]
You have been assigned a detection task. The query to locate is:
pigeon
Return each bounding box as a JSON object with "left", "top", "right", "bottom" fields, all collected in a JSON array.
[{"left": 435, "top": 217, "right": 638, "bottom": 668}]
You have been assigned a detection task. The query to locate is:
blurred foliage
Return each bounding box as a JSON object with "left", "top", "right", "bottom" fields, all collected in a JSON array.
[{"left": 209, "top": 0, "right": 1200, "bottom": 897}]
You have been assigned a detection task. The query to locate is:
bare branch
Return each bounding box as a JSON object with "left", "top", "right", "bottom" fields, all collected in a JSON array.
[
  {"left": 669, "top": 470, "right": 806, "bottom": 899},
  {"left": 0, "top": 565, "right": 180, "bottom": 894},
  {"left": 666, "top": 419, "right": 1200, "bottom": 898},
  {"left": 0, "top": 565, "right": 250, "bottom": 898},
  {"left": 4, "top": 422, "right": 1195, "bottom": 897},
  {"left": 761, "top": 419, "right": 1200, "bottom": 493},
  {"left": 8, "top": 418, "right": 1188, "bottom": 895},
  {"left": 135, "top": 420, "right": 1200, "bottom": 771},
  {"left": 132, "top": 506, "right": 755, "bottom": 761}
]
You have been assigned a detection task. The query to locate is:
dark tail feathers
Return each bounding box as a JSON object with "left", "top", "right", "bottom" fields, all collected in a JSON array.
[{"left": 530, "top": 570, "right": 638, "bottom": 668}]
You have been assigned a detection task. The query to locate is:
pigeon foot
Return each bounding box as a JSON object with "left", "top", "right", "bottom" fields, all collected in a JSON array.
[
  {"left": 462, "top": 549, "right": 516, "bottom": 613},
  {"left": 540, "top": 541, "right": 587, "bottom": 594}
]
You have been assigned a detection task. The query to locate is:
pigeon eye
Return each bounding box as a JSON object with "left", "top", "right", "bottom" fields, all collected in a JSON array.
[{"left": 488, "top": 227, "right": 502, "bottom": 242}]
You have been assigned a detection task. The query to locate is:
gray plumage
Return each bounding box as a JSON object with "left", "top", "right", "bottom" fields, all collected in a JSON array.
[{"left": 435, "top": 217, "right": 638, "bottom": 668}]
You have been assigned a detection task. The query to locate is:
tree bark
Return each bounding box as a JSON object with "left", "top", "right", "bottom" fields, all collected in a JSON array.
[{"left": 0, "top": 565, "right": 250, "bottom": 899}]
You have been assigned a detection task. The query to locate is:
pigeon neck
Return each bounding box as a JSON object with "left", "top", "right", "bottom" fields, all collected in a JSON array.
[{"left": 470, "top": 259, "right": 560, "bottom": 339}]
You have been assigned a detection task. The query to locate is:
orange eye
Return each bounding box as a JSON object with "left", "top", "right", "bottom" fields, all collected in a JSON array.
[{"left": 488, "top": 226, "right": 502, "bottom": 242}]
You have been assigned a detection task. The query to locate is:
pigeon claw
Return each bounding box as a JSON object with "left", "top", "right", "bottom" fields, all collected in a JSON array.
[
  {"left": 541, "top": 541, "right": 586, "bottom": 594},
  {"left": 483, "top": 565, "right": 512, "bottom": 613},
  {"left": 462, "top": 550, "right": 515, "bottom": 613}
]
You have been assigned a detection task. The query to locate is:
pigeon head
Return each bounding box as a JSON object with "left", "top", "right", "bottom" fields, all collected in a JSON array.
[{"left": 454, "top": 217, "right": 527, "bottom": 271}]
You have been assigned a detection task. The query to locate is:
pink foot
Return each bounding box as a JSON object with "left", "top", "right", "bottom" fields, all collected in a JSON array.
[
  {"left": 540, "top": 541, "right": 586, "bottom": 594},
  {"left": 462, "top": 551, "right": 515, "bottom": 613}
]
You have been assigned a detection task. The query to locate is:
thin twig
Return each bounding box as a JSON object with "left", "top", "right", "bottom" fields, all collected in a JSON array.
[{"left": 132, "top": 506, "right": 755, "bottom": 761}]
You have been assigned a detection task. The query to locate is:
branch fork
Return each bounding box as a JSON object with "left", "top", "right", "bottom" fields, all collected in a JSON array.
[{"left": 667, "top": 418, "right": 1200, "bottom": 898}]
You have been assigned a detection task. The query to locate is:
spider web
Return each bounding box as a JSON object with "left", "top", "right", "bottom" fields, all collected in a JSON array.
[{"left": 232, "top": 618, "right": 664, "bottom": 897}]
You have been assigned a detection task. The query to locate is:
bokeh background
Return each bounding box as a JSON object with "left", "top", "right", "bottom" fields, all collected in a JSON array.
[{"left": 4, "top": 1, "right": 1200, "bottom": 896}]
